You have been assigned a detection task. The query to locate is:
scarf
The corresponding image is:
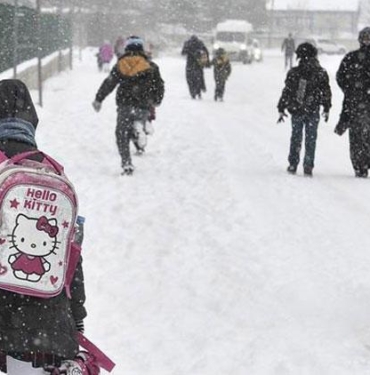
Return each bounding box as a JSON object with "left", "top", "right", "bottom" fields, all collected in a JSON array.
[{"left": 0, "top": 118, "right": 37, "bottom": 147}]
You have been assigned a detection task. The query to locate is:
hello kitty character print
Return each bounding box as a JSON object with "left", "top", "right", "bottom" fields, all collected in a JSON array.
[
  {"left": 8, "top": 214, "right": 60, "bottom": 282},
  {"left": 0, "top": 150, "right": 80, "bottom": 298}
]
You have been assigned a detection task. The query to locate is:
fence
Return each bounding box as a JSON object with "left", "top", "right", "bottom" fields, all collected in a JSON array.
[{"left": 0, "top": 3, "right": 71, "bottom": 73}]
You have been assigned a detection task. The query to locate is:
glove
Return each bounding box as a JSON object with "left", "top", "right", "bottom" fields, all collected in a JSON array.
[
  {"left": 44, "top": 360, "right": 83, "bottom": 375},
  {"left": 322, "top": 111, "right": 329, "bottom": 122},
  {"left": 277, "top": 111, "right": 288, "bottom": 123},
  {"left": 76, "top": 319, "right": 85, "bottom": 333},
  {"left": 334, "top": 124, "right": 347, "bottom": 136},
  {"left": 92, "top": 100, "right": 102, "bottom": 112},
  {"left": 44, "top": 352, "right": 100, "bottom": 375},
  {"left": 148, "top": 106, "right": 156, "bottom": 122}
]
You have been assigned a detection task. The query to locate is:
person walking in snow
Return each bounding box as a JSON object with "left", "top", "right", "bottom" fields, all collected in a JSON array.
[
  {"left": 181, "top": 35, "right": 209, "bottom": 99},
  {"left": 92, "top": 36, "right": 165, "bottom": 175},
  {"left": 281, "top": 33, "right": 295, "bottom": 70},
  {"left": 277, "top": 42, "right": 332, "bottom": 176},
  {"left": 114, "top": 36, "right": 125, "bottom": 59},
  {"left": 0, "top": 80, "right": 87, "bottom": 375},
  {"left": 335, "top": 27, "right": 370, "bottom": 178},
  {"left": 97, "top": 40, "right": 114, "bottom": 72},
  {"left": 211, "top": 48, "right": 231, "bottom": 101}
]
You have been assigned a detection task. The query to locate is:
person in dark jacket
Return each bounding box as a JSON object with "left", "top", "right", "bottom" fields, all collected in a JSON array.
[
  {"left": 281, "top": 33, "right": 295, "bottom": 70},
  {"left": 335, "top": 27, "right": 370, "bottom": 177},
  {"left": 0, "top": 80, "right": 86, "bottom": 373},
  {"left": 277, "top": 42, "right": 332, "bottom": 176},
  {"left": 181, "top": 35, "right": 209, "bottom": 99},
  {"left": 211, "top": 48, "right": 231, "bottom": 101},
  {"left": 92, "top": 36, "right": 165, "bottom": 175}
]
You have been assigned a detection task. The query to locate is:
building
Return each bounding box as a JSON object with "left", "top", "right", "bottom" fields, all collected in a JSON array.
[{"left": 266, "top": 0, "right": 360, "bottom": 40}]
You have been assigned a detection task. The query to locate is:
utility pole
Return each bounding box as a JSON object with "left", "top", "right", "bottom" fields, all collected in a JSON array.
[
  {"left": 69, "top": 0, "right": 74, "bottom": 70},
  {"left": 13, "top": 0, "right": 18, "bottom": 78},
  {"left": 36, "top": 0, "right": 42, "bottom": 107},
  {"left": 268, "top": 0, "right": 275, "bottom": 48},
  {"left": 78, "top": 5, "right": 82, "bottom": 61}
]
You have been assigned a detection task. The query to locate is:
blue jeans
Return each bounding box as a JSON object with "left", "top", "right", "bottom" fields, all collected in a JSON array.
[{"left": 288, "top": 111, "right": 320, "bottom": 169}]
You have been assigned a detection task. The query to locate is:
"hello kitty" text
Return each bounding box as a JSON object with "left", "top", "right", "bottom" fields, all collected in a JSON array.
[{"left": 24, "top": 188, "right": 58, "bottom": 216}]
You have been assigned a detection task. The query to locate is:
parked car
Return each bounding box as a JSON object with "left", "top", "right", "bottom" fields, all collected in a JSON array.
[{"left": 305, "top": 38, "right": 347, "bottom": 55}]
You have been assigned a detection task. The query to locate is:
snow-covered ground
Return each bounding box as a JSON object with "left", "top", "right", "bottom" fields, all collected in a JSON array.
[{"left": 18, "top": 48, "right": 370, "bottom": 374}]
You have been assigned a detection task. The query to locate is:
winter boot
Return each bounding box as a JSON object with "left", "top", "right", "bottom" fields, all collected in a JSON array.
[
  {"left": 303, "top": 166, "right": 313, "bottom": 177},
  {"left": 135, "top": 148, "right": 145, "bottom": 156},
  {"left": 133, "top": 121, "right": 147, "bottom": 150},
  {"left": 355, "top": 169, "right": 368, "bottom": 178},
  {"left": 287, "top": 165, "right": 297, "bottom": 174},
  {"left": 121, "top": 163, "right": 135, "bottom": 176}
]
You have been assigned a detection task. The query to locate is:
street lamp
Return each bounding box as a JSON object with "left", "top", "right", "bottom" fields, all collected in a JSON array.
[{"left": 268, "top": 0, "right": 275, "bottom": 48}]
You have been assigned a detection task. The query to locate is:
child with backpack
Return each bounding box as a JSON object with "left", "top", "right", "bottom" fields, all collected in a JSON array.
[
  {"left": 277, "top": 42, "right": 332, "bottom": 176},
  {"left": 0, "top": 79, "right": 98, "bottom": 375},
  {"left": 92, "top": 35, "right": 165, "bottom": 175},
  {"left": 211, "top": 48, "right": 231, "bottom": 101}
]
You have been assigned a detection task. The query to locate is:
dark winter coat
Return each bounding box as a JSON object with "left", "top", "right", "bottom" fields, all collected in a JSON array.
[
  {"left": 277, "top": 57, "right": 332, "bottom": 116},
  {"left": 181, "top": 36, "right": 209, "bottom": 70},
  {"left": 181, "top": 36, "right": 209, "bottom": 96},
  {"left": 0, "top": 80, "right": 86, "bottom": 369},
  {"left": 335, "top": 45, "right": 370, "bottom": 134},
  {"left": 211, "top": 55, "right": 231, "bottom": 83},
  {"left": 95, "top": 50, "right": 164, "bottom": 109},
  {"left": 281, "top": 37, "right": 295, "bottom": 56}
]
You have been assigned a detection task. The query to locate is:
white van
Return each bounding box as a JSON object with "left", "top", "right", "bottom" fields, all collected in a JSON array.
[{"left": 212, "top": 20, "right": 254, "bottom": 64}]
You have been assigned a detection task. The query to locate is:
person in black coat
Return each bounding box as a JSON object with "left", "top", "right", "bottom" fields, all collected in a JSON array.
[
  {"left": 277, "top": 43, "right": 332, "bottom": 176},
  {"left": 181, "top": 35, "right": 209, "bottom": 99},
  {"left": 335, "top": 27, "right": 370, "bottom": 177},
  {"left": 0, "top": 79, "right": 86, "bottom": 372},
  {"left": 93, "top": 36, "right": 165, "bottom": 175},
  {"left": 281, "top": 33, "right": 295, "bottom": 70}
]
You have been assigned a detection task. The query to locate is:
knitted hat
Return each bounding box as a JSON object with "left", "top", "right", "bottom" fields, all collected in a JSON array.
[
  {"left": 124, "top": 36, "right": 144, "bottom": 52},
  {"left": 295, "top": 42, "right": 318, "bottom": 59}
]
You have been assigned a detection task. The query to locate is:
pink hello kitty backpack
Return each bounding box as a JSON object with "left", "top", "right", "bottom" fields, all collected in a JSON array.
[{"left": 0, "top": 150, "right": 81, "bottom": 298}]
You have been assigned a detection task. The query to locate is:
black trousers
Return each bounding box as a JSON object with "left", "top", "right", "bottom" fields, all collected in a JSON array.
[
  {"left": 349, "top": 122, "right": 370, "bottom": 173},
  {"left": 116, "top": 106, "right": 149, "bottom": 167}
]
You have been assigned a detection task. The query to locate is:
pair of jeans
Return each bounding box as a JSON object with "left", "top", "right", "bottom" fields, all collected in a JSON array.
[
  {"left": 116, "top": 106, "right": 149, "bottom": 167},
  {"left": 288, "top": 111, "right": 320, "bottom": 169}
]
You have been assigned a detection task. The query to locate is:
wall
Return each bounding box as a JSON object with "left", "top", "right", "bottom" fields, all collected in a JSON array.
[{"left": 12, "top": 50, "right": 71, "bottom": 90}]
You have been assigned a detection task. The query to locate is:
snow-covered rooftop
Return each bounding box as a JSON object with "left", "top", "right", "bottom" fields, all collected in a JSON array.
[
  {"left": 266, "top": 0, "right": 359, "bottom": 12},
  {"left": 216, "top": 20, "right": 253, "bottom": 33}
]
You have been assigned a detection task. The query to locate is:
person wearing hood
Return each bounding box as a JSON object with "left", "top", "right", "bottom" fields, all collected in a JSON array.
[
  {"left": 181, "top": 35, "right": 209, "bottom": 99},
  {"left": 335, "top": 27, "right": 370, "bottom": 177},
  {"left": 0, "top": 80, "right": 87, "bottom": 374},
  {"left": 92, "top": 36, "right": 165, "bottom": 175},
  {"left": 210, "top": 48, "right": 231, "bottom": 101},
  {"left": 277, "top": 42, "right": 332, "bottom": 176}
]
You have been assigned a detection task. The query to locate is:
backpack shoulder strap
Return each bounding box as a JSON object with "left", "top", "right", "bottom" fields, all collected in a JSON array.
[
  {"left": 0, "top": 150, "right": 65, "bottom": 176},
  {"left": 77, "top": 332, "right": 115, "bottom": 372},
  {"left": 0, "top": 150, "right": 8, "bottom": 164}
]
